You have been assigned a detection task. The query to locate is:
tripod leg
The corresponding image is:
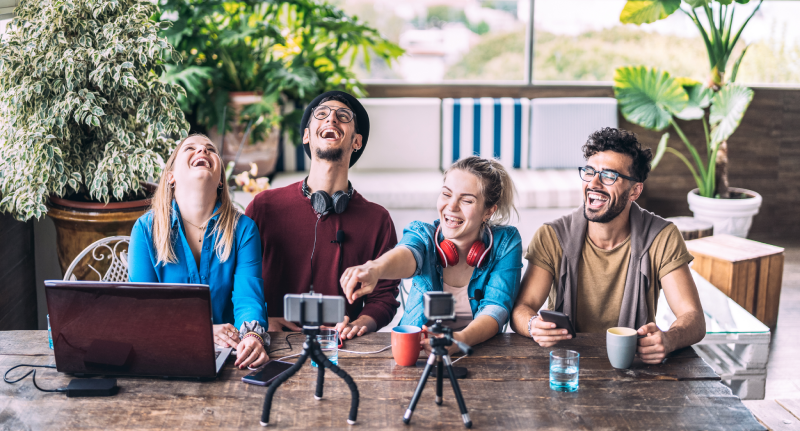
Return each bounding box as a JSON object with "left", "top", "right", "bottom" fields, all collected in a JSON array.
[
  {"left": 435, "top": 356, "right": 443, "bottom": 405},
  {"left": 310, "top": 346, "right": 360, "bottom": 425},
  {"left": 443, "top": 355, "right": 472, "bottom": 429},
  {"left": 314, "top": 362, "right": 325, "bottom": 400},
  {"left": 403, "top": 353, "right": 436, "bottom": 425},
  {"left": 260, "top": 349, "right": 310, "bottom": 427}
]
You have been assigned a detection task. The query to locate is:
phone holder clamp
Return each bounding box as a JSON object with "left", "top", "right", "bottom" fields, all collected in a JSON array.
[{"left": 260, "top": 296, "right": 359, "bottom": 426}]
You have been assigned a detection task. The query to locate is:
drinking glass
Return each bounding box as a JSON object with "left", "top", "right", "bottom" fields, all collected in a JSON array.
[
  {"left": 47, "top": 314, "right": 53, "bottom": 350},
  {"left": 311, "top": 329, "right": 338, "bottom": 368},
  {"left": 550, "top": 349, "right": 579, "bottom": 392}
]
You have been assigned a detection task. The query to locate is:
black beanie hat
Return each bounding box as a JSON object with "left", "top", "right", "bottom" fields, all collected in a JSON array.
[{"left": 300, "top": 90, "right": 370, "bottom": 168}]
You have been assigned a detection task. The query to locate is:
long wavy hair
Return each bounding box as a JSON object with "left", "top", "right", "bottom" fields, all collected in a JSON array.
[{"left": 150, "top": 134, "right": 240, "bottom": 265}]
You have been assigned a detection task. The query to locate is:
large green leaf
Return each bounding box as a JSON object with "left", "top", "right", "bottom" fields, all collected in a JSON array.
[
  {"left": 709, "top": 84, "right": 754, "bottom": 145},
  {"left": 674, "top": 78, "right": 712, "bottom": 120},
  {"left": 684, "top": 0, "right": 709, "bottom": 7},
  {"left": 614, "top": 66, "right": 688, "bottom": 131},
  {"left": 620, "top": 0, "right": 682, "bottom": 24}
]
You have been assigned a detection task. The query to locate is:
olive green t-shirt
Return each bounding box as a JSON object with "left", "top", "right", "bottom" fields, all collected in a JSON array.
[{"left": 524, "top": 223, "right": 693, "bottom": 333}]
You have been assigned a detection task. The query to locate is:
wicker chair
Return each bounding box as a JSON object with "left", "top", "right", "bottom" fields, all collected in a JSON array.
[{"left": 62, "top": 236, "right": 131, "bottom": 282}]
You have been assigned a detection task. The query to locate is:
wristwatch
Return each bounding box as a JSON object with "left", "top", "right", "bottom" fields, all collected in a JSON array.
[{"left": 527, "top": 314, "right": 539, "bottom": 339}]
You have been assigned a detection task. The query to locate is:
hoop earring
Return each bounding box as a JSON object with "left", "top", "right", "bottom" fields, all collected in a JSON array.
[
  {"left": 170, "top": 182, "right": 175, "bottom": 189},
  {"left": 218, "top": 183, "right": 224, "bottom": 189}
]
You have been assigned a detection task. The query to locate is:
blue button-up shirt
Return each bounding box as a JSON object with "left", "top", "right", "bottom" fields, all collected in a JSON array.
[
  {"left": 397, "top": 220, "right": 522, "bottom": 331},
  {"left": 128, "top": 200, "right": 267, "bottom": 328}
]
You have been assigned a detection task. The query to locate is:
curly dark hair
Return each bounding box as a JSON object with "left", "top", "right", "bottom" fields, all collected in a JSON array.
[{"left": 582, "top": 127, "right": 653, "bottom": 183}]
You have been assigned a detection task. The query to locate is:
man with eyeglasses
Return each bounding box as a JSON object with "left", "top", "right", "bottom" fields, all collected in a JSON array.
[
  {"left": 511, "top": 127, "right": 704, "bottom": 364},
  {"left": 246, "top": 91, "right": 400, "bottom": 339}
]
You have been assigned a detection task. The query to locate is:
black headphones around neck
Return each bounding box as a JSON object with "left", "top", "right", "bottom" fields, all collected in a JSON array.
[{"left": 302, "top": 177, "right": 354, "bottom": 216}]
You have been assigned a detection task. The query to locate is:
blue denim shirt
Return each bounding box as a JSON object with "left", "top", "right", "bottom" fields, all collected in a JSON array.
[
  {"left": 128, "top": 200, "right": 267, "bottom": 329},
  {"left": 397, "top": 220, "right": 522, "bottom": 331}
]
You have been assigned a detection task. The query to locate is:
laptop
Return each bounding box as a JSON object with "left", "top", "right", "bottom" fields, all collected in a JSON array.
[{"left": 44, "top": 280, "right": 232, "bottom": 379}]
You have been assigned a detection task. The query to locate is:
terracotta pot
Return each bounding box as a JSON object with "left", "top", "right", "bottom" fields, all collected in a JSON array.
[
  {"left": 208, "top": 91, "right": 281, "bottom": 177},
  {"left": 46, "top": 184, "right": 155, "bottom": 279}
]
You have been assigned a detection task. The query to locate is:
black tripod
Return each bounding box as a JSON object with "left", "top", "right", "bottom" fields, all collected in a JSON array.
[
  {"left": 403, "top": 320, "right": 473, "bottom": 428},
  {"left": 260, "top": 298, "right": 359, "bottom": 426}
]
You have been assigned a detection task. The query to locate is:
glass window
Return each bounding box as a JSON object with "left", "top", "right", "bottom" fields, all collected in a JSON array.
[
  {"left": 532, "top": 0, "right": 800, "bottom": 85},
  {"left": 0, "top": 19, "right": 10, "bottom": 37},
  {"left": 335, "top": 0, "right": 531, "bottom": 83}
]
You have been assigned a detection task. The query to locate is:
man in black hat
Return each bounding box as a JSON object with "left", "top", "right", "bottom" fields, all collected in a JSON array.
[{"left": 246, "top": 91, "right": 400, "bottom": 339}]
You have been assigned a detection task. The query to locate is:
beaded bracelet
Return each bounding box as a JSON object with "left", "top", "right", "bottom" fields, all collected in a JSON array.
[
  {"left": 527, "top": 314, "right": 539, "bottom": 339},
  {"left": 243, "top": 332, "right": 264, "bottom": 346}
]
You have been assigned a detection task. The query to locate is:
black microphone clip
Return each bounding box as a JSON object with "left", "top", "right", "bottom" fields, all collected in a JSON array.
[
  {"left": 331, "top": 230, "right": 345, "bottom": 244},
  {"left": 468, "top": 289, "right": 484, "bottom": 302}
]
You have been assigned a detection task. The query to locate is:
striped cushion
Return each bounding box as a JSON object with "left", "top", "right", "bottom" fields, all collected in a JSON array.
[{"left": 441, "top": 98, "right": 530, "bottom": 171}]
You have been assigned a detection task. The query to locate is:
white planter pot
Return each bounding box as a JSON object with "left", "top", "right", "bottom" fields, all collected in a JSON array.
[{"left": 686, "top": 188, "right": 762, "bottom": 238}]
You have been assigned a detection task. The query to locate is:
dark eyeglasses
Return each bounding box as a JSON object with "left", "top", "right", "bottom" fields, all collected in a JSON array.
[
  {"left": 312, "top": 105, "right": 355, "bottom": 123},
  {"left": 579, "top": 166, "right": 639, "bottom": 186}
]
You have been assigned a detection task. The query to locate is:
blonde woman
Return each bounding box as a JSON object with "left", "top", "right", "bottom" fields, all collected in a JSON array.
[
  {"left": 340, "top": 156, "right": 523, "bottom": 354},
  {"left": 129, "top": 134, "right": 268, "bottom": 369}
]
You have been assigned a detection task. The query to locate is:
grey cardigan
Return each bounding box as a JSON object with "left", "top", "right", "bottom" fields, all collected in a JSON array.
[{"left": 545, "top": 203, "right": 671, "bottom": 330}]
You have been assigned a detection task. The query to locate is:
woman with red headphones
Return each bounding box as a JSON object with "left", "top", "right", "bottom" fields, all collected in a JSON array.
[{"left": 340, "top": 156, "right": 523, "bottom": 353}]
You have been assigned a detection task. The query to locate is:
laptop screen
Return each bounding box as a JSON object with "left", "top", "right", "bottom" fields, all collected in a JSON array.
[{"left": 45, "top": 281, "right": 218, "bottom": 378}]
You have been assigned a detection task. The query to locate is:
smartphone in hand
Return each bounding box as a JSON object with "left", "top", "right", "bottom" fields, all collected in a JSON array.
[{"left": 539, "top": 310, "right": 577, "bottom": 338}]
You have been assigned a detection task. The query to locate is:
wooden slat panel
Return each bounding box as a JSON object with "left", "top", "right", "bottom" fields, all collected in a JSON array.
[
  {"left": 765, "top": 253, "right": 785, "bottom": 328},
  {"left": 744, "top": 259, "right": 759, "bottom": 313},
  {"left": 776, "top": 399, "right": 800, "bottom": 422}
]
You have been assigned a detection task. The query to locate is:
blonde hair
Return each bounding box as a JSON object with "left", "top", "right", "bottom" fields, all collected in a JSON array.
[
  {"left": 445, "top": 156, "right": 518, "bottom": 226},
  {"left": 150, "top": 134, "right": 241, "bottom": 265}
]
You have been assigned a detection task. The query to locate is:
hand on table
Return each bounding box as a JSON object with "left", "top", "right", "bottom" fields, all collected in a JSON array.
[
  {"left": 637, "top": 322, "right": 672, "bottom": 364},
  {"left": 334, "top": 315, "right": 370, "bottom": 340},
  {"left": 268, "top": 317, "right": 301, "bottom": 332},
  {"left": 213, "top": 324, "right": 241, "bottom": 348},
  {"left": 528, "top": 316, "right": 572, "bottom": 347},
  {"left": 235, "top": 336, "right": 269, "bottom": 369},
  {"left": 420, "top": 325, "right": 465, "bottom": 356},
  {"left": 340, "top": 262, "right": 379, "bottom": 304}
]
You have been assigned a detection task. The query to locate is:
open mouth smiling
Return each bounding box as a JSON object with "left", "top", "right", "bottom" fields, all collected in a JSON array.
[
  {"left": 190, "top": 156, "right": 212, "bottom": 169},
  {"left": 443, "top": 214, "right": 464, "bottom": 229},
  {"left": 319, "top": 127, "right": 342, "bottom": 140},
  {"left": 587, "top": 191, "right": 609, "bottom": 209}
]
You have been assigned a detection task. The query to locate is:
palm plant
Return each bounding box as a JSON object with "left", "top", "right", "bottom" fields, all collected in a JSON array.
[
  {"left": 157, "top": 0, "right": 403, "bottom": 145},
  {"left": 616, "top": 0, "right": 762, "bottom": 198}
]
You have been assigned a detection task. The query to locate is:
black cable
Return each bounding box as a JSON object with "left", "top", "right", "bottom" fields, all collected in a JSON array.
[
  {"left": 267, "top": 332, "right": 303, "bottom": 356},
  {"left": 4, "top": 364, "right": 67, "bottom": 393},
  {"left": 309, "top": 214, "right": 322, "bottom": 293}
]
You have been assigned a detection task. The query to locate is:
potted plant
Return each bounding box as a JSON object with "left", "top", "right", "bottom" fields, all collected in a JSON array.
[
  {"left": 157, "top": 0, "right": 403, "bottom": 176},
  {"left": 0, "top": 0, "right": 189, "bottom": 277},
  {"left": 614, "top": 0, "right": 763, "bottom": 237}
]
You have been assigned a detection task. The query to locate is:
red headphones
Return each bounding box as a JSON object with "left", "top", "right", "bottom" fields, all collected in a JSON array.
[{"left": 434, "top": 224, "right": 494, "bottom": 268}]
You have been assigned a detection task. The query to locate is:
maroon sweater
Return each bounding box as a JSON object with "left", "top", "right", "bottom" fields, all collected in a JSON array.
[{"left": 245, "top": 181, "right": 400, "bottom": 329}]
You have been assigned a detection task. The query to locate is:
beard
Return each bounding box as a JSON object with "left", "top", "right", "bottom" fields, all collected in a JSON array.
[
  {"left": 315, "top": 147, "right": 343, "bottom": 162},
  {"left": 313, "top": 133, "right": 355, "bottom": 163},
  {"left": 583, "top": 187, "right": 631, "bottom": 224}
]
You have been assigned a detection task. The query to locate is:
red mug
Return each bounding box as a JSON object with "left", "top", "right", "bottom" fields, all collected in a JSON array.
[{"left": 391, "top": 325, "right": 428, "bottom": 366}]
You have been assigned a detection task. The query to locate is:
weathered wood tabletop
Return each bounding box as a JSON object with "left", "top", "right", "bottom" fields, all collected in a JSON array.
[{"left": 0, "top": 331, "right": 764, "bottom": 430}]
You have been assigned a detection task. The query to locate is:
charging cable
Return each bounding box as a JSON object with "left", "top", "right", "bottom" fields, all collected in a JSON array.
[{"left": 4, "top": 364, "right": 67, "bottom": 393}]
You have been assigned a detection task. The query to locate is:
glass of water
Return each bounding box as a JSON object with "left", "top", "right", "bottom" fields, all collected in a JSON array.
[
  {"left": 550, "top": 349, "right": 579, "bottom": 392},
  {"left": 311, "top": 329, "right": 339, "bottom": 368}
]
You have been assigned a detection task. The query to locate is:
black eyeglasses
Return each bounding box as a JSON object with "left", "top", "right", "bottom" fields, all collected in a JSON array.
[
  {"left": 579, "top": 166, "right": 639, "bottom": 186},
  {"left": 312, "top": 105, "right": 355, "bottom": 123}
]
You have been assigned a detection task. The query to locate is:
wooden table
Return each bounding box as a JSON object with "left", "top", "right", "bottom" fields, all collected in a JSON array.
[{"left": 0, "top": 331, "right": 764, "bottom": 430}]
